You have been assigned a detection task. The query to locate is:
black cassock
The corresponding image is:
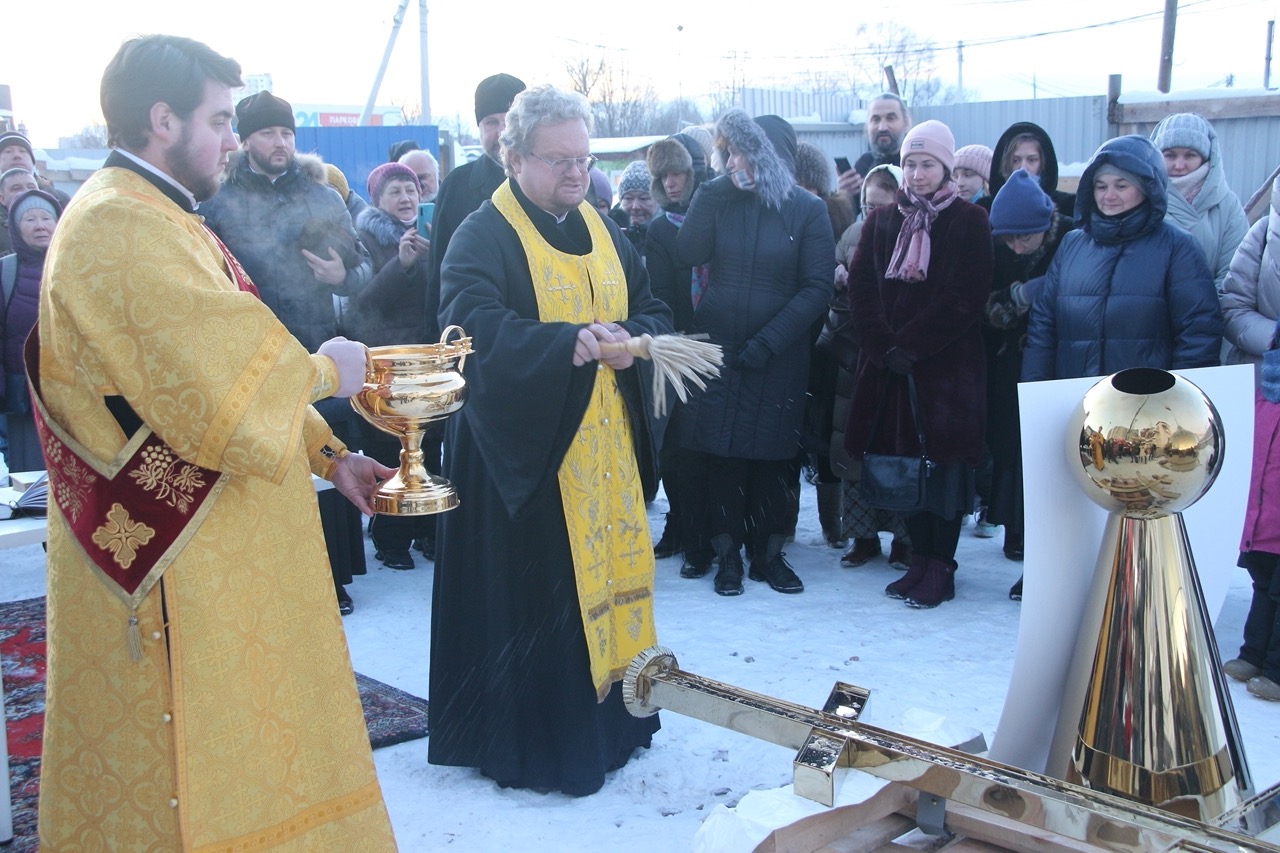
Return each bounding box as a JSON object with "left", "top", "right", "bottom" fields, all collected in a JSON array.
[{"left": 429, "top": 180, "right": 673, "bottom": 796}]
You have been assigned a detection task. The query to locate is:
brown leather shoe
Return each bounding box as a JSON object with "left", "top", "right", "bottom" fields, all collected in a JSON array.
[{"left": 840, "top": 538, "right": 881, "bottom": 568}]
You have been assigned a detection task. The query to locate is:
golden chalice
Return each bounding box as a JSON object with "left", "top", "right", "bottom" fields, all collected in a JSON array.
[{"left": 350, "top": 325, "right": 472, "bottom": 515}]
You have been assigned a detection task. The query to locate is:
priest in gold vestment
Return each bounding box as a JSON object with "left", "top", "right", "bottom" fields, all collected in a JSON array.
[{"left": 33, "top": 36, "right": 397, "bottom": 850}]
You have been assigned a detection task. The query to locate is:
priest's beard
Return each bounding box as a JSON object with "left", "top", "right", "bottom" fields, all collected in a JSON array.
[{"left": 169, "top": 125, "right": 221, "bottom": 203}]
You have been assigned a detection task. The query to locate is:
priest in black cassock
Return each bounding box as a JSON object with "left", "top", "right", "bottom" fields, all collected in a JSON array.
[{"left": 428, "top": 84, "right": 674, "bottom": 796}]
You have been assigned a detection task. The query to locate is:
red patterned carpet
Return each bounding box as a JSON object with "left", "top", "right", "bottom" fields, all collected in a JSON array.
[{"left": 1, "top": 597, "right": 426, "bottom": 851}]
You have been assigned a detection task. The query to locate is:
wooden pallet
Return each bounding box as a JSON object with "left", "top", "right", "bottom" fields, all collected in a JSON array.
[{"left": 754, "top": 782, "right": 1105, "bottom": 853}]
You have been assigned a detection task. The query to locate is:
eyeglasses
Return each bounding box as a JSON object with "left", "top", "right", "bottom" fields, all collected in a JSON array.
[{"left": 529, "top": 153, "right": 598, "bottom": 173}]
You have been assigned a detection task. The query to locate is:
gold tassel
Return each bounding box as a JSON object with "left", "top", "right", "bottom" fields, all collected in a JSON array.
[
  {"left": 599, "top": 333, "right": 724, "bottom": 417},
  {"left": 127, "top": 613, "right": 143, "bottom": 661}
]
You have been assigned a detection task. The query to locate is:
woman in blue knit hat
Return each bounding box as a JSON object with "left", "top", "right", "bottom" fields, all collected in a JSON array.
[{"left": 982, "top": 169, "right": 1072, "bottom": 598}]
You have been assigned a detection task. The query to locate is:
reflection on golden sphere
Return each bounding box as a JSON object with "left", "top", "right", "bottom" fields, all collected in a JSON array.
[{"left": 1066, "top": 367, "right": 1223, "bottom": 518}]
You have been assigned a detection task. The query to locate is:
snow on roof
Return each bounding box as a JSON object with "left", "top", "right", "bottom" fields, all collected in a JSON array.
[{"left": 589, "top": 136, "right": 666, "bottom": 157}]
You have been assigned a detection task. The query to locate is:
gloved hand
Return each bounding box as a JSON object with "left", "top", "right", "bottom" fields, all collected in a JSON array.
[
  {"left": 985, "top": 292, "right": 1020, "bottom": 330},
  {"left": 737, "top": 338, "right": 772, "bottom": 370},
  {"left": 1009, "top": 275, "right": 1044, "bottom": 309},
  {"left": 318, "top": 336, "right": 369, "bottom": 398},
  {"left": 882, "top": 346, "right": 916, "bottom": 375}
]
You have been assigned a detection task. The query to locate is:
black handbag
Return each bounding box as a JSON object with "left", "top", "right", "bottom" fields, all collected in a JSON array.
[{"left": 859, "top": 374, "right": 933, "bottom": 512}]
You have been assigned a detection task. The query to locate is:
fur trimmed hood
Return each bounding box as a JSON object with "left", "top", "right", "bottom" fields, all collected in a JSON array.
[
  {"left": 221, "top": 149, "right": 329, "bottom": 186},
  {"left": 647, "top": 132, "right": 711, "bottom": 212},
  {"left": 714, "top": 110, "right": 796, "bottom": 210},
  {"left": 356, "top": 203, "right": 409, "bottom": 250}
]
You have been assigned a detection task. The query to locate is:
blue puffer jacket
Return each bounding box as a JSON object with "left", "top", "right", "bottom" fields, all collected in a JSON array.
[{"left": 1021, "top": 135, "right": 1222, "bottom": 381}]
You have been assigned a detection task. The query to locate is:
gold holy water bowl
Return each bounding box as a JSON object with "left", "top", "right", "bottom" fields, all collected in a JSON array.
[{"left": 350, "top": 325, "right": 472, "bottom": 515}]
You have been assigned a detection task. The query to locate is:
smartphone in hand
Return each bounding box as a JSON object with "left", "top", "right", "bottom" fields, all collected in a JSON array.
[
  {"left": 416, "top": 202, "right": 435, "bottom": 237},
  {"left": 834, "top": 157, "right": 852, "bottom": 176}
]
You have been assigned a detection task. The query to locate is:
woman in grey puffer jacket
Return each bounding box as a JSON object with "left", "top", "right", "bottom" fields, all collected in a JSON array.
[
  {"left": 1150, "top": 113, "right": 1247, "bottom": 294},
  {"left": 675, "top": 110, "right": 835, "bottom": 596},
  {"left": 1221, "top": 174, "right": 1280, "bottom": 373}
]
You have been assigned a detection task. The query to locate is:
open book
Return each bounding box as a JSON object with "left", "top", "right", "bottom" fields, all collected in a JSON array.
[{"left": 2, "top": 472, "right": 48, "bottom": 518}]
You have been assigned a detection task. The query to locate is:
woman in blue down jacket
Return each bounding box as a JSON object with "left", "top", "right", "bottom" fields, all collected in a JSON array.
[
  {"left": 675, "top": 110, "right": 835, "bottom": 597},
  {"left": 1021, "top": 135, "right": 1222, "bottom": 383}
]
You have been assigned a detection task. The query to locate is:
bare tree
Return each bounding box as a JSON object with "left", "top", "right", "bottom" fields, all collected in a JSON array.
[
  {"left": 650, "top": 99, "right": 705, "bottom": 136},
  {"left": 852, "top": 22, "right": 946, "bottom": 107},
  {"left": 65, "top": 122, "right": 108, "bottom": 149},
  {"left": 564, "top": 55, "right": 607, "bottom": 99},
  {"left": 436, "top": 111, "right": 476, "bottom": 145},
  {"left": 393, "top": 98, "right": 422, "bottom": 125}
]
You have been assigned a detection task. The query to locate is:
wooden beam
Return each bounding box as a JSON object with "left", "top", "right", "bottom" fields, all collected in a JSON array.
[{"left": 1116, "top": 94, "right": 1280, "bottom": 124}]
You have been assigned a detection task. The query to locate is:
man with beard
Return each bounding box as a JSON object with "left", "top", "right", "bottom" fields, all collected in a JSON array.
[
  {"left": 33, "top": 34, "right": 396, "bottom": 849},
  {"left": 201, "top": 90, "right": 373, "bottom": 613},
  {"left": 429, "top": 84, "right": 673, "bottom": 795},
  {"left": 400, "top": 147, "right": 439, "bottom": 202},
  {"left": 837, "top": 93, "right": 912, "bottom": 204}
]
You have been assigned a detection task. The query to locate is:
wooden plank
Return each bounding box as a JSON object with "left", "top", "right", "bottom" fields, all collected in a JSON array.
[
  {"left": 1116, "top": 95, "right": 1280, "bottom": 125},
  {"left": 755, "top": 784, "right": 915, "bottom": 853},
  {"left": 813, "top": 814, "right": 914, "bottom": 853},
  {"left": 905, "top": 798, "right": 1106, "bottom": 853}
]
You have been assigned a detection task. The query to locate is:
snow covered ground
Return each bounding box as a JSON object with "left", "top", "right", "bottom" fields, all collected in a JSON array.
[{"left": 5, "top": 480, "right": 1278, "bottom": 851}]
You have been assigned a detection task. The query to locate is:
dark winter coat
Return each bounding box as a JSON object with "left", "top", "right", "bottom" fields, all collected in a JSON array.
[
  {"left": 1, "top": 189, "right": 60, "bottom": 473},
  {"left": 200, "top": 151, "right": 372, "bottom": 352},
  {"left": 1021, "top": 135, "right": 1223, "bottom": 382},
  {"left": 349, "top": 205, "right": 430, "bottom": 347},
  {"left": 843, "top": 197, "right": 994, "bottom": 466},
  {"left": 429, "top": 182, "right": 670, "bottom": 791},
  {"left": 673, "top": 111, "right": 835, "bottom": 460},
  {"left": 425, "top": 153, "right": 507, "bottom": 344},
  {"left": 984, "top": 122, "right": 1075, "bottom": 219},
  {"left": 983, "top": 212, "right": 1071, "bottom": 482}
]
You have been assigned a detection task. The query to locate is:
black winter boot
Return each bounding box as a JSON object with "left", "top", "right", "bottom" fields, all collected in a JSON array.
[
  {"left": 653, "top": 513, "right": 680, "bottom": 559},
  {"left": 905, "top": 558, "right": 957, "bottom": 609},
  {"left": 816, "top": 482, "right": 847, "bottom": 549},
  {"left": 711, "top": 534, "right": 744, "bottom": 596},
  {"left": 749, "top": 534, "right": 804, "bottom": 593}
]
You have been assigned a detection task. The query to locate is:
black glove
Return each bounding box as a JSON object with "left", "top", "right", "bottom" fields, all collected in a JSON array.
[
  {"left": 985, "top": 292, "right": 1021, "bottom": 330},
  {"left": 737, "top": 338, "right": 772, "bottom": 370},
  {"left": 882, "top": 346, "right": 916, "bottom": 375}
]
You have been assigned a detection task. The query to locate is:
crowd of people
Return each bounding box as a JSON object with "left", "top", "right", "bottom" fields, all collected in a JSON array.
[{"left": 4, "top": 30, "right": 1279, "bottom": 850}]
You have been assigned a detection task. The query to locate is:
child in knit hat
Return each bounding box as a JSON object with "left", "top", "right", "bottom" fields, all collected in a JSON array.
[{"left": 953, "top": 144, "right": 993, "bottom": 203}]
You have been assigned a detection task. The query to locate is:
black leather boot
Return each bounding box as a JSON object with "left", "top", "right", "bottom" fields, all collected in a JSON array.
[
  {"left": 711, "top": 534, "right": 744, "bottom": 596},
  {"left": 749, "top": 534, "right": 804, "bottom": 593}
]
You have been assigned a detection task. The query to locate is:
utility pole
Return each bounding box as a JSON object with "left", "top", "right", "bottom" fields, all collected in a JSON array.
[
  {"left": 1266, "top": 20, "right": 1275, "bottom": 90},
  {"left": 1157, "top": 0, "right": 1178, "bottom": 94},
  {"left": 361, "top": 0, "right": 410, "bottom": 126},
  {"left": 957, "top": 41, "right": 964, "bottom": 97},
  {"left": 418, "top": 0, "right": 430, "bottom": 124}
]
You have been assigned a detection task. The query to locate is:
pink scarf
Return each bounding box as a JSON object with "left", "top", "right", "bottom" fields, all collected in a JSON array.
[{"left": 884, "top": 181, "right": 960, "bottom": 282}]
